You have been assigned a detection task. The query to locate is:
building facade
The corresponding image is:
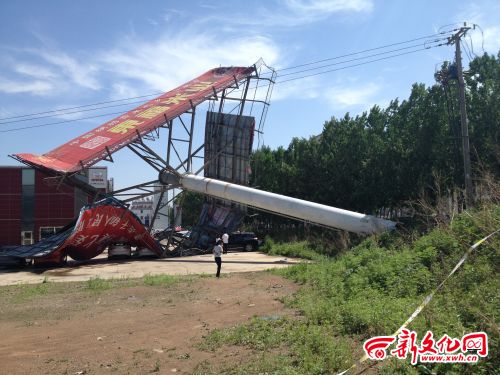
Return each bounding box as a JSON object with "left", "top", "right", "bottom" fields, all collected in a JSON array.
[
  {"left": 0, "top": 166, "right": 111, "bottom": 246},
  {"left": 130, "top": 198, "right": 154, "bottom": 227}
]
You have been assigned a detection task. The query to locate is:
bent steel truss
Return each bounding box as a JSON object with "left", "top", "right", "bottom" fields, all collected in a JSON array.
[
  {"left": 7, "top": 62, "right": 276, "bottom": 259},
  {"left": 12, "top": 66, "right": 256, "bottom": 174}
]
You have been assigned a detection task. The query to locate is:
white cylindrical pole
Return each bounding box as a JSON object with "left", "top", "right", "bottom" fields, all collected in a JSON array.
[{"left": 178, "top": 173, "right": 396, "bottom": 234}]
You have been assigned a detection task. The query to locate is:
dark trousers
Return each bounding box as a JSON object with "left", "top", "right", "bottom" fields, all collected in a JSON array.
[
  {"left": 215, "top": 257, "right": 222, "bottom": 277},
  {"left": 223, "top": 243, "right": 228, "bottom": 254}
]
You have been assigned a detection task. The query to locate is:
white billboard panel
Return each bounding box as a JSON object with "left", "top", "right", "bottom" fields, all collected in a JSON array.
[{"left": 88, "top": 167, "right": 107, "bottom": 189}]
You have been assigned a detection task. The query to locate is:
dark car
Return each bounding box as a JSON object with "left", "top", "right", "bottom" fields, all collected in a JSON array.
[{"left": 227, "top": 232, "right": 261, "bottom": 251}]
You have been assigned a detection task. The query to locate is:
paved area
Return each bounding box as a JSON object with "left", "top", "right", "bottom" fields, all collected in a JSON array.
[{"left": 0, "top": 252, "right": 300, "bottom": 286}]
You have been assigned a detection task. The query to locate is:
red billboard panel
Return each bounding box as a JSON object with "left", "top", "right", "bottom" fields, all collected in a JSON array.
[
  {"left": 59, "top": 199, "right": 163, "bottom": 260},
  {"left": 0, "top": 197, "right": 163, "bottom": 261},
  {"left": 14, "top": 66, "right": 255, "bottom": 173}
]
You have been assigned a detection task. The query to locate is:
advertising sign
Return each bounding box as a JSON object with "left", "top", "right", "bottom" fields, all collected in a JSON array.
[
  {"left": 60, "top": 198, "right": 163, "bottom": 260},
  {"left": 88, "top": 167, "right": 107, "bottom": 189},
  {"left": 14, "top": 66, "right": 255, "bottom": 173}
]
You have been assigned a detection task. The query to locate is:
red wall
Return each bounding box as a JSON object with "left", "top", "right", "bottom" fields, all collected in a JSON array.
[
  {"left": 0, "top": 167, "right": 83, "bottom": 245},
  {"left": 34, "top": 170, "right": 75, "bottom": 241},
  {"left": 0, "top": 168, "right": 22, "bottom": 245}
]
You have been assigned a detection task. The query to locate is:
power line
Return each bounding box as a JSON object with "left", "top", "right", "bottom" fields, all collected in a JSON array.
[
  {"left": 461, "top": 40, "right": 473, "bottom": 62},
  {"left": 0, "top": 111, "right": 127, "bottom": 133},
  {"left": 274, "top": 29, "right": 457, "bottom": 73},
  {"left": 1, "top": 44, "right": 446, "bottom": 134},
  {"left": 246, "top": 43, "right": 444, "bottom": 90},
  {"left": 276, "top": 45, "right": 444, "bottom": 85},
  {"left": 1, "top": 30, "right": 458, "bottom": 124},
  {"left": 277, "top": 38, "right": 447, "bottom": 78},
  {"left": 0, "top": 92, "right": 162, "bottom": 122},
  {"left": 0, "top": 98, "right": 151, "bottom": 125}
]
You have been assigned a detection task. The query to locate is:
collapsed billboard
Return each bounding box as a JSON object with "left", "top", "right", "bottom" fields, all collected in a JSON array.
[
  {"left": 186, "top": 112, "right": 255, "bottom": 249},
  {"left": 13, "top": 66, "right": 255, "bottom": 174},
  {"left": 0, "top": 197, "right": 163, "bottom": 261},
  {"left": 204, "top": 111, "right": 255, "bottom": 185}
]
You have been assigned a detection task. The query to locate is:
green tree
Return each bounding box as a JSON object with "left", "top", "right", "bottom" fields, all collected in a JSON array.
[{"left": 249, "top": 53, "right": 499, "bottom": 229}]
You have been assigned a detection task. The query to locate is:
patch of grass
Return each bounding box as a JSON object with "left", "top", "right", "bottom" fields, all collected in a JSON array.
[
  {"left": 200, "top": 205, "right": 499, "bottom": 373},
  {"left": 262, "top": 237, "right": 325, "bottom": 261},
  {"left": 143, "top": 273, "right": 179, "bottom": 286},
  {"left": 200, "top": 317, "right": 353, "bottom": 373},
  {"left": 85, "top": 277, "right": 112, "bottom": 292},
  {"left": 11, "top": 281, "right": 56, "bottom": 302}
]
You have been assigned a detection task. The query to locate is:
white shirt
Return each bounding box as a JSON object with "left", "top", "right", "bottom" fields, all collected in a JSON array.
[
  {"left": 213, "top": 244, "right": 223, "bottom": 257},
  {"left": 222, "top": 233, "right": 229, "bottom": 244}
]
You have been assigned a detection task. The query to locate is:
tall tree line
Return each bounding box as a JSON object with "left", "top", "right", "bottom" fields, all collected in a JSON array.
[{"left": 250, "top": 53, "right": 499, "bottom": 217}]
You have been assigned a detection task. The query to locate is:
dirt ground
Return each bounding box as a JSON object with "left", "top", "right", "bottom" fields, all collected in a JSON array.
[
  {"left": 0, "top": 268, "right": 299, "bottom": 374},
  {"left": 0, "top": 251, "right": 300, "bottom": 286}
]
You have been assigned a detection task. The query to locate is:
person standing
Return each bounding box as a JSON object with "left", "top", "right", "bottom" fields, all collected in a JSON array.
[
  {"left": 222, "top": 231, "right": 229, "bottom": 254},
  {"left": 213, "top": 239, "right": 223, "bottom": 278}
]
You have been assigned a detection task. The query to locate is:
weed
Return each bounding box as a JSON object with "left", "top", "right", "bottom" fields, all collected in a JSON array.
[
  {"left": 200, "top": 205, "right": 499, "bottom": 373},
  {"left": 152, "top": 360, "right": 160, "bottom": 372},
  {"left": 85, "top": 277, "right": 112, "bottom": 292},
  {"left": 262, "top": 238, "right": 325, "bottom": 261},
  {"left": 14, "top": 281, "right": 52, "bottom": 301},
  {"left": 143, "top": 273, "right": 179, "bottom": 286}
]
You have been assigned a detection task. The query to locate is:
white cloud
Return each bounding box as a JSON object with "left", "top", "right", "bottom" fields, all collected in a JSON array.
[
  {"left": 0, "top": 45, "right": 101, "bottom": 97},
  {"left": 272, "top": 76, "right": 321, "bottom": 101},
  {"left": 37, "top": 50, "right": 100, "bottom": 90},
  {"left": 325, "top": 82, "right": 380, "bottom": 109},
  {"left": 269, "top": 0, "right": 373, "bottom": 26},
  {"left": 456, "top": 2, "right": 500, "bottom": 54},
  {"left": 0, "top": 77, "right": 53, "bottom": 94},
  {"left": 0, "top": 0, "right": 375, "bottom": 101},
  {"left": 187, "top": 0, "right": 373, "bottom": 31},
  {"left": 147, "top": 18, "right": 159, "bottom": 27},
  {"left": 13, "top": 63, "right": 57, "bottom": 80},
  {"left": 99, "top": 33, "right": 280, "bottom": 92},
  {"left": 473, "top": 24, "right": 500, "bottom": 53},
  {"left": 110, "top": 82, "right": 142, "bottom": 101},
  {"left": 284, "top": 0, "right": 373, "bottom": 14},
  {"left": 0, "top": 107, "right": 13, "bottom": 118}
]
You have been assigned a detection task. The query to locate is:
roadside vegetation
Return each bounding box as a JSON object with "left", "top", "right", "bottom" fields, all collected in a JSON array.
[
  {"left": 250, "top": 54, "right": 499, "bottom": 221},
  {"left": 197, "top": 53, "right": 500, "bottom": 373},
  {"left": 200, "top": 203, "right": 499, "bottom": 374},
  {"left": 0, "top": 273, "right": 206, "bottom": 302},
  {"left": 1, "top": 53, "right": 497, "bottom": 374},
  {"left": 196, "top": 52, "right": 499, "bottom": 373}
]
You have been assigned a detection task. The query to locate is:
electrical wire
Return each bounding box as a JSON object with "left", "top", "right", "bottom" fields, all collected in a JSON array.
[
  {"left": 274, "top": 44, "right": 444, "bottom": 85},
  {"left": 0, "top": 98, "right": 156, "bottom": 125},
  {"left": 1, "top": 32, "right": 456, "bottom": 133},
  {"left": 473, "top": 24, "right": 486, "bottom": 53},
  {"left": 467, "top": 34, "right": 477, "bottom": 58},
  {"left": 273, "top": 29, "right": 457, "bottom": 73},
  {"left": 0, "top": 110, "right": 127, "bottom": 133},
  {"left": 0, "top": 44, "right": 445, "bottom": 134},
  {"left": 232, "top": 40, "right": 450, "bottom": 93},
  {"left": 277, "top": 39, "right": 447, "bottom": 78},
  {"left": 0, "top": 92, "right": 162, "bottom": 122},
  {"left": 1, "top": 29, "right": 459, "bottom": 125},
  {"left": 461, "top": 40, "right": 473, "bottom": 63}
]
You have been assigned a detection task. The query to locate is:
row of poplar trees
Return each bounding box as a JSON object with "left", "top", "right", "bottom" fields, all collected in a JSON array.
[{"left": 250, "top": 53, "right": 499, "bottom": 217}]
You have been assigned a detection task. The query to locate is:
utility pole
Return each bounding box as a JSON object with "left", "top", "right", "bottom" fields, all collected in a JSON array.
[{"left": 448, "top": 24, "right": 473, "bottom": 207}]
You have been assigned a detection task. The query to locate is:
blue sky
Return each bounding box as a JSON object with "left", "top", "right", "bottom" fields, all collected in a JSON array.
[{"left": 0, "top": 0, "right": 499, "bottom": 190}]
